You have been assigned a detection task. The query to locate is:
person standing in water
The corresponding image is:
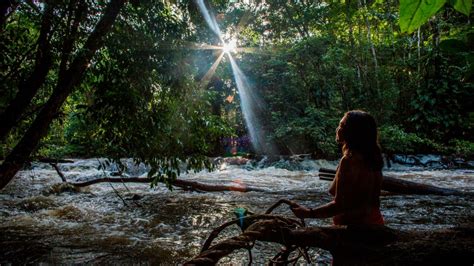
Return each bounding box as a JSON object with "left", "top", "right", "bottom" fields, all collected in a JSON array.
[{"left": 291, "top": 110, "right": 384, "bottom": 225}]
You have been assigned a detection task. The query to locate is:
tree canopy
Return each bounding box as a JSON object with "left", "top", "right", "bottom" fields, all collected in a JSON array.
[{"left": 0, "top": 0, "right": 473, "bottom": 189}]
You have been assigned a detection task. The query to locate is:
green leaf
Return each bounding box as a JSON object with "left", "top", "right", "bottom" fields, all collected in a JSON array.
[
  {"left": 452, "top": 0, "right": 472, "bottom": 15},
  {"left": 399, "top": 0, "right": 447, "bottom": 33}
]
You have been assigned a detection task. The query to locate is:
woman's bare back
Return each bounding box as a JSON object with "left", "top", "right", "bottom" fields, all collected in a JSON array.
[{"left": 331, "top": 152, "right": 384, "bottom": 225}]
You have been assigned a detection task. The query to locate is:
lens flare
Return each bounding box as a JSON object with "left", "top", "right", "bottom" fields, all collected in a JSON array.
[
  {"left": 223, "top": 39, "right": 237, "bottom": 54},
  {"left": 195, "top": 1, "right": 276, "bottom": 154}
]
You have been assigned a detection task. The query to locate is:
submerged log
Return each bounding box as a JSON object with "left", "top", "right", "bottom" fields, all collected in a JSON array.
[{"left": 319, "top": 168, "right": 468, "bottom": 196}]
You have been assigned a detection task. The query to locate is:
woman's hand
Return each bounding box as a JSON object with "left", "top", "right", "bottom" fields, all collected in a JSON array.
[{"left": 290, "top": 204, "right": 312, "bottom": 219}]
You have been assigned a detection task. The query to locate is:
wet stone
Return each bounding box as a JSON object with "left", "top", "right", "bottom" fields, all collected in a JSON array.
[
  {"left": 16, "top": 196, "right": 57, "bottom": 212},
  {"left": 43, "top": 183, "right": 81, "bottom": 195}
]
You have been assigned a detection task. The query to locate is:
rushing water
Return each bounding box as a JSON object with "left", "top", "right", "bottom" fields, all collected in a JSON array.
[{"left": 0, "top": 157, "right": 473, "bottom": 264}]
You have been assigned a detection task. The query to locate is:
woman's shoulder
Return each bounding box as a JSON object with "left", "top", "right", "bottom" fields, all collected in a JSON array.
[
  {"left": 341, "top": 152, "right": 382, "bottom": 177},
  {"left": 338, "top": 154, "right": 361, "bottom": 176},
  {"left": 340, "top": 153, "right": 368, "bottom": 177},
  {"left": 341, "top": 152, "right": 364, "bottom": 164}
]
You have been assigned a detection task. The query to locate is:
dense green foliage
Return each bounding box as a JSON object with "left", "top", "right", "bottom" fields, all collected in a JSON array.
[
  {"left": 225, "top": 0, "right": 474, "bottom": 158},
  {"left": 0, "top": 1, "right": 233, "bottom": 185},
  {"left": 1, "top": 0, "right": 473, "bottom": 183}
]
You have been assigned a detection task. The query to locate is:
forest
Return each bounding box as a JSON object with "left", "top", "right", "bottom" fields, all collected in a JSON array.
[{"left": 0, "top": 0, "right": 473, "bottom": 264}]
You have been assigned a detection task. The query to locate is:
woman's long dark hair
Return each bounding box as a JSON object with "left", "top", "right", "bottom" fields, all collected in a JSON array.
[{"left": 336, "top": 110, "right": 384, "bottom": 171}]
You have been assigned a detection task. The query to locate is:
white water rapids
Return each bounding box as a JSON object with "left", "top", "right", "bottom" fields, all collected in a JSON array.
[{"left": 0, "top": 157, "right": 473, "bottom": 264}]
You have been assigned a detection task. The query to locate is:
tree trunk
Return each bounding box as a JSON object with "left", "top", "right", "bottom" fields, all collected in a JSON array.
[
  {"left": 345, "top": 0, "right": 355, "bottom": 49},
  {"left": 344, "top": 0, "right": 358, "bottom": 109},
  {"left": 417, "top": 27, "right": 421, "bottom": 74},
  {"left": 360, "top": 0, "right": 380, "bottom": 108},
  {"left": 361, "top": 0, "right": 378, "bottom": 71},
  {"left": 432, "top": 18, "right": 441, "bottom": 80},
  {"left": 319, "top": 168, "right": 468, "bottom": 196},
  {"left": 0, "top": 0, "right": 126, "bottom": 190},
  {"left": 0, "top": 4, "right": 54, "bottom": 141},
  {"left": 58, "top": 1, "right": 87, "bottom": 79}
]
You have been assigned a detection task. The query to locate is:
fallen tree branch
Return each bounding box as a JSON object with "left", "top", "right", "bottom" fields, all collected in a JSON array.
[
  {"left": 264, "top": 198, "right": 298, "bottom": 214},
  {"left": 190, "top": 223, "right": 474, "bottom": 265},
  {"left": 70, "top": 177, "right": 267, "bottom": 193},
  {"left": 53, "top": 165, "right": 469, "bottom": 196},
  {"left": 197, "top": 199, "right": 310, "bottom": 265},
  {"left": 186, "top": 198, "right": 474, "bottom": 265},
  {"left": 319, "top": 168, "right": 469, "bottom": 196},
  {"left": 201, "top": 214, "right": 303, "bottom": 253},
  {"left": 68, "top": 172, "right": 470, "bottom": 196},
  {"left": 38, "top": 158, "right": 74, "bottom": 164},
  {"left": 50, "top": 163, "right": 67, "bottom": 183},
  {"left": 186, "top": 217, "right": 400, "bottom": 264}
]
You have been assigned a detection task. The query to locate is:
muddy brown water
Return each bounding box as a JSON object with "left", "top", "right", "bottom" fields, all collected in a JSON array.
[{"left": 0, "top": 158, "right": 473, "bottom": 264}]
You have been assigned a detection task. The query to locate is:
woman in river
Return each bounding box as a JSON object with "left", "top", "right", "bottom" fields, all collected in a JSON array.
[{"left": 291, "top": 110, "right": 384, "bottom": 225}]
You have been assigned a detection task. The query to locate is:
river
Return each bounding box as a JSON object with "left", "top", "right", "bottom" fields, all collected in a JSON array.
[{"left": 0, "top": 157, "right": 473, "bottom": 264}]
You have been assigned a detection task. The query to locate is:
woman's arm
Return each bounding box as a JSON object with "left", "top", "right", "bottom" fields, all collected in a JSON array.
[
  {"left": 292, "top": 156, "right": 353, "bottom": 219},
  {"left": 291, "top": 200, "right": 340, "bottom": 219}
]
